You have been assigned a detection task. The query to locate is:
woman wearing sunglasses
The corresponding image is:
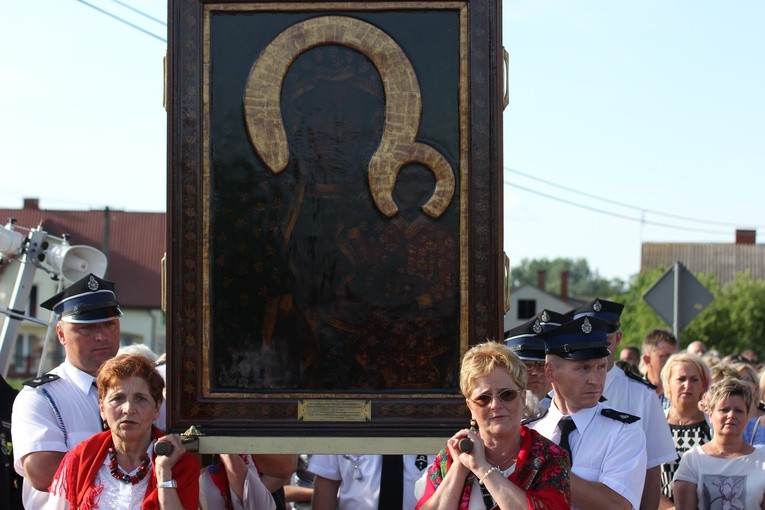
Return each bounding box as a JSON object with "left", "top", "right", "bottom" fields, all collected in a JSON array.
[{"left": 415, "top": 341, "right": 571, "bottom": 509}]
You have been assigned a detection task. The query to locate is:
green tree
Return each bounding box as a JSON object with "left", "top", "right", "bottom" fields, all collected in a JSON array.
[
  {"left": 684, "top": 273, "right": 765, "bottom": 359},
  {"left": 510, "top": 257, "right": 625, "bottom": 297},
  {"left": 611, "top": 266, "right": 672, "bottom": 349}
]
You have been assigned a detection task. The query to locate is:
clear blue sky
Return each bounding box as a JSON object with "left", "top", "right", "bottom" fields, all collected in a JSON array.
[{"left": 2, "top": 1, "right": 763, "bottom": 283}]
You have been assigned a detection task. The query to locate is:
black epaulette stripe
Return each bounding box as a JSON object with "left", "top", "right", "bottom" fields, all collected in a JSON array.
[
  {"left": 601, "top": 408, "right": 640, "bottom": 424},
  {"left": 522, "top": 408, "right": 548, "bottom": 425},
  {"left": 625, "top": 370, "right": 657, "bottom": 389},
  {"left": 23, "top": 374, "right": 60, "bottom": 388}
]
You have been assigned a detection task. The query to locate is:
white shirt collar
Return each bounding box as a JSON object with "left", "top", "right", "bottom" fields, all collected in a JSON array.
[
  {"left": 550, "top": 399, "right": 601, "bottom": 432},
  {"left": 62, "top": 359, "right": 98, "bottom": 395}
]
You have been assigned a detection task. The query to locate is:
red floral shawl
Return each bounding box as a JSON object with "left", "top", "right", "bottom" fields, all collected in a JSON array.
[
  {"left": 205, "top": 454, "right": 263, "bottom": 510},
  {"left": 415, "top": 426, "right": 571, "bottom": 510},
  {"left": 48, "top": 427, "right": 200, "bottom": 510}
]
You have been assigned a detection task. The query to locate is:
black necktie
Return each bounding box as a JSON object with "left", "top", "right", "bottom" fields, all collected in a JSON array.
[
  {"left": 558, "top": 418, "right": 577, "bottom": 463},
  {"left": 378, "top": 454, "right": 403, "bottom": 510}
]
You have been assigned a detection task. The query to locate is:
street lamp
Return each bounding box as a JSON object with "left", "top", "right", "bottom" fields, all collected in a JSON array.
[{"left": 0, "top": 219, "right": 107, "bottom": 377}]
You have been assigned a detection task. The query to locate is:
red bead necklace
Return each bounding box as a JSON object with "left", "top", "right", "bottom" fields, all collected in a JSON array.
[{"left": 108, "top": 445, "right": 151, "bottom": 485}]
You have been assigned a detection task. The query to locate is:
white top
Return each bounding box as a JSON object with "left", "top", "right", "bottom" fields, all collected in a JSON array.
[
  {"left": 604, "top": 364, "right": 677, "bottom": 468},
  {"left": 528, "top": 401, "right": 647, "bottom": 510},
  {"left": 673, "top": 445, "right": 765, "bottom": 510},
  {"left": 308, "top": 454, "right": 434, "bottom": 510},
  {"left": 11, "top": 360, "right": 103, "bottom": 509},
  {"left": 43, "top": 443, "right": 155, "bottom": 510},
  {"left": 199, "top": 455, "right": 277, "bottom": 510}
]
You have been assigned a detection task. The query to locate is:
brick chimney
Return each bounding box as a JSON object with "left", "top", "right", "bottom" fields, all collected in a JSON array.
[
  {"left": 560, "top": 271, "right": 569, "bottom": 301},
  {"left": 736, "top": 229, "right": 756, "bottom": 245},
  {"left": 23, "top": 198, "right": 40, "bottom": 210},
  {"left": 537, "top": 270, "right": 546, "bottom": 291}
]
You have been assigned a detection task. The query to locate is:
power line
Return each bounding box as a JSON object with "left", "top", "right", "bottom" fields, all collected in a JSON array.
[
  {"left": 106, "top": 0, "right": 167, "bottom": 26},
  {"left": 505, "top": 166, "right": 764, "bottom": 230},
  {"left": 506, "top": 180, "right": 735, "bottom": 236},
  {"left": 74, "top": 0, "right": 166, "bottom": 43}
]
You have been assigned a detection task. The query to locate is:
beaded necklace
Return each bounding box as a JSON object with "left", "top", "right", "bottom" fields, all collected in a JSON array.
[{"left": 108, "top": 445, "right": 151, "bottom": 485}]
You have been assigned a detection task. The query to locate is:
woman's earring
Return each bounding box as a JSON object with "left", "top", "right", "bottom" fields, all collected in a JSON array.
[{"left": 470, "top": 418, "right": 478, "bottom": 431}]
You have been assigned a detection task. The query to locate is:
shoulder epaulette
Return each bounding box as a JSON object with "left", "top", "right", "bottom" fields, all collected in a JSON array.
[
  {"left": 23, "top": 374, "right": 60, "bottom": 388},
  {"left": 624, "top": 370, "right": 657, "bottom": 389},
  {"left": 522, "top": 407, "right": 548, "bottom": 426},
  {"left": 601, "top": 408, "right": 640, "bottom": 424}
]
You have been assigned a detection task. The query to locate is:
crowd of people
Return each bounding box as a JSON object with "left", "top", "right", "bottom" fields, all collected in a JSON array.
[{"left": 4, "top": 275, "right": 765, "bottom": 509}]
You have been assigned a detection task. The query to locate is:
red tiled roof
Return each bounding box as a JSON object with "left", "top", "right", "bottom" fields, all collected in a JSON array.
[
  {"left": 0, "top": 201, "right": 165, "bottom": 308},
  {"left": 641, "top": 242, "right": 765, "bottom": 286}
]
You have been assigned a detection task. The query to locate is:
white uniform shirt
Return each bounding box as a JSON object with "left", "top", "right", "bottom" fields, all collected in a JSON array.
[
  {"left": 308, "top": 454, "right": 434, "bottom": 510},
  {"left": 11, "top": 360, "right": 103, "bottom": 509},
  {"left": 528, "top": 401, "right": 647, "bottom": 510},
  {"left": 604, "top": 365, "right": 677, "bottom": 468}
]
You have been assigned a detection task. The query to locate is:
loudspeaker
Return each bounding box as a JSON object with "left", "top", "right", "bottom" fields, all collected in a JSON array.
[
  {"left": 44, "top": 243, "right": 108, "bottom": 283},
  {"left": 0, "top": 225, "right": 24, "bottom": 257}
]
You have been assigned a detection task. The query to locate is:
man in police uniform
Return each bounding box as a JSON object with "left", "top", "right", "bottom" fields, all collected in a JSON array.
[
  {"left": 0, "top": 374, "right": 22, "bottom": 509},
  {"left": 527, "top": 316, "right": 647, "bottom": 510},
  {"left": 11, "top": 273, "right": 122, "bottom": 509},
  {"left": 570, "top": 298, "right": 676, "bottom": 510},
  {"left": 504, "top": 309, "right": 567, "bottom": 406}
]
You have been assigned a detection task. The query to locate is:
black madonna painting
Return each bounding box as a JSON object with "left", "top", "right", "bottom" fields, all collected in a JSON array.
[
  {"left": 168, "top": 0, "right": 503, "bottom": 435},
  {"left": 207, "top": 10, "right": 463, "bottom": 392}
]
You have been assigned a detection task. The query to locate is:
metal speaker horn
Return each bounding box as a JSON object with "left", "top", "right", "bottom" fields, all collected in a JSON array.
[
  {"left": 0, "top": 224, "right": 24, "bottom": 257},
  {"left": 45, "top": 243, "right": 108, "bottom": 283}
]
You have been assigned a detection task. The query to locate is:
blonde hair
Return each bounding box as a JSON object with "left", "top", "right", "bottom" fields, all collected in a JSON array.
[
  {"left": 705, "top": 376, "right": 753, "bottom": 413},
  {"left": 710, "top": 361, "right": 738, "bottom": 383},
  {"left": 660, "top": 352, "right": 711, "bottom": 403},
  {"left": 459, "top": 341, "right": 527, "bottom": 398}
]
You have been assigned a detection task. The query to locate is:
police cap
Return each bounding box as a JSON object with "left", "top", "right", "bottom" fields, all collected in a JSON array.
[
  {"left": 40, "top": 273, "right": 122, "bottom": 324},
  {"left": 504, "top": 309, "right": 568, "bottom": 361},
  {"left": 568, "top": 298, "right": 624, "bottom": 333},
  {"left": 540, "top": 316, "right": 611, "bottom": 361}
]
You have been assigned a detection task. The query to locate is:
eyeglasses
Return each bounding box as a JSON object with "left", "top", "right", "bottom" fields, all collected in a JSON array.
[
  {"left": 523, "top": 361, "right": 546, "bottom": 373},
  {"left": 470, "top": 388, "right": 523, "bottom": 407}
]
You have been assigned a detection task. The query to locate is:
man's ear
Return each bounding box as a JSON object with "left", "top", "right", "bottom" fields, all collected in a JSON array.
[
  {"left": 56, "top": 323, "right": 66, "bottom": 346},
  {"left": 642, "top": 353, "right": 651, "bottom": 367},
  {"left": 544, "top": 360, "right": 555, "bottom": 382}
]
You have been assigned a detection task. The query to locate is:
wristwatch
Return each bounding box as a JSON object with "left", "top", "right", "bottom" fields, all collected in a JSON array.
[{"left": 157, "top": 480, "right": 178, "bottom": 489}]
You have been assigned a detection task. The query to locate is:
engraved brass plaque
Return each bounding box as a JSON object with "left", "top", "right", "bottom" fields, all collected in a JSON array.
[{"left": 298, "top": 400, "right": 372, "bottom": 422}]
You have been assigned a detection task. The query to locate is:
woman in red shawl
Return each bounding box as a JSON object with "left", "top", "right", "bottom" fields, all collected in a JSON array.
[
  {"left": 416, "top": 342, "right": 570, "bottom": 510},
  {"left": 45, "top": 354, "right": 199, "bottom": 509}
]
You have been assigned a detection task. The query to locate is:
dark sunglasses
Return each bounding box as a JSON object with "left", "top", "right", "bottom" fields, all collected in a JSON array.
[{"left": 470, "top": 388, "right": 523, "bottom": 407}]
